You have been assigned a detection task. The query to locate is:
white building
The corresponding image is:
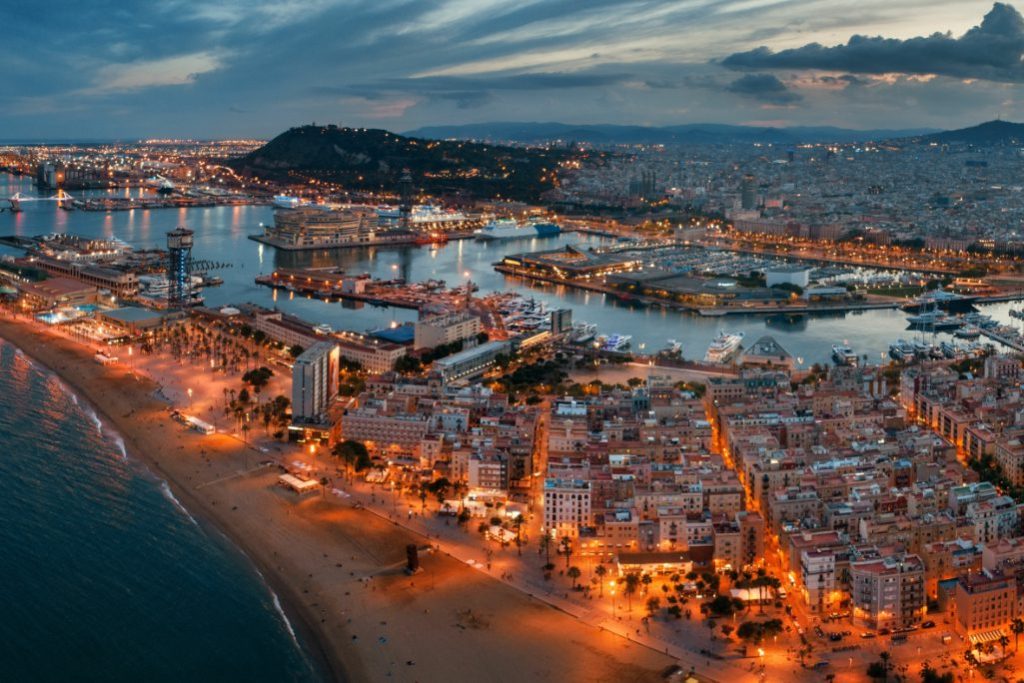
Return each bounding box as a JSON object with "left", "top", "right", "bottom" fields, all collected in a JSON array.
[
  {"left": 291, "top": 341, "right": 340, "bottom": 424},
  {"left": 765, "top": 265, "right": 811, "bottom": 289}
]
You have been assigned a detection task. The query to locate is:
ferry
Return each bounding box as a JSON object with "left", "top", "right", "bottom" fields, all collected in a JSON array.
[
  {"left": 704, "top": 332, "right": 744, "bottom": 364},
  {"left": 889, "top": 339, "right": 916, "bottom": 362},
  {"left": 831, "top": 344, "right": 858, "bottom": 366},
  {"left": 598, "top": 334, "right": 632, "bottom": 352},
  {"left": 474, "top": 218, "right": 561, "bottom": 241}
]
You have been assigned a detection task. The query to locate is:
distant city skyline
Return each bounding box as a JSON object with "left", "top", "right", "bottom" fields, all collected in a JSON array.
[{"left": 4, "top": 1, "right": 1023, "bottom": 138}]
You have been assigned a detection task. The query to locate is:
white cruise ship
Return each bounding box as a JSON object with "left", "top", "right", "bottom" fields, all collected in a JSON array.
[
  {"left": 704, "top": 332, "right": 744, "bottom": 364},
  {"left": 474, "top": 218, "right": 561, "bottom": 241}
]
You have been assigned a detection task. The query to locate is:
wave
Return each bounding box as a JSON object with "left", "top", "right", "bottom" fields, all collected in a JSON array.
[
  {"left": 86, "top": 408, "right": 103, "bottom": 435},
  {"left": 112, "top": 435, "right": 127, "bottom": 461},
  {"left": 271, "top": 590, "right": 300, "bottom": 649},
  {"left": 159, "top": 481, "right": 198, "bottom": 526}
]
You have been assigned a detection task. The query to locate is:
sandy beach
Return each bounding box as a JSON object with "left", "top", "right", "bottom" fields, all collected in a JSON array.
[{"left": 0, "top": 315, "right": 677, "bottom": 683}]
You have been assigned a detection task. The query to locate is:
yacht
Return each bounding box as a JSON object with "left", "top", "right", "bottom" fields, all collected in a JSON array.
[
  {"left": 313, "top": 323, "right": 333, "bottom": 335},
  {"left": 955, "top": 326, "right": 981, "bottom": 339},
  {"left": 889, "top": 339, "right": 916, "bottom": 362},
  {"left": 1011, "top": 309, "right": 1024, "bottom": 320},
  {"left": 568, "top": 322, "right": 597, "bottom": 344},
  {"left": 704, "top": 332, "right": 744, "bottom": 364},
  {"left": 598, "top": 334, "right": 632, "bottom": 352},
  {"left": 831, "top": 344, "right": 858, "bottom": 366},
  {"left": 660, "top": 340, "right": 683, "bottom": 357},
  {"left": 905, "top": 309, "right": 962, "bottom": 330},
  {"left": 939, "top": 341, "right": 959, "bottom": 359}
]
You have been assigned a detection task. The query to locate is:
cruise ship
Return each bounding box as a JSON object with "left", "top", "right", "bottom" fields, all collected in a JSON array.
[
  {"left": 704, "top": 332, "right": 744, "bottom": 364},
  {"left": 474, "top": 218, "right": 561, "bottom": 241},
  {"left": 376, "top": 204, "right": 474, "bottom": 228},
  {"left": 255, "top": 206, "right": 413, "bottom": 250},
  {"left": 831, "top": 343, "right": 858, "bottom": 366}
]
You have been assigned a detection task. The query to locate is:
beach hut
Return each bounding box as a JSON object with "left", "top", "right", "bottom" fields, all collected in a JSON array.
[{"left": 278, "top": 474, "right": 320, "bottom": 495}]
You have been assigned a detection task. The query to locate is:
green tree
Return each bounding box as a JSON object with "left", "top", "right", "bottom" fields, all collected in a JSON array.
[{"left": 331, "top": 440, "right": 371, "bottom": 472}]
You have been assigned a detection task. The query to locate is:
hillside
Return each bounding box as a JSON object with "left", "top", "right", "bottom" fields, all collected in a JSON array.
[
  {"left": 229, "top": 125, "right": 576, "bottom": 201},
  {"left": 914, "top": 120, "right": 1024, "bottom": 146},
  {"left": 404, "top": 121, "right": 938, "bottom": 145}
]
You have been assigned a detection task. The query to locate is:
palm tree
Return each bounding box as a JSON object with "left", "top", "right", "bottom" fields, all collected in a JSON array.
[
  {"left": 595, "top": 565, "right": 607, "bottom": 596},
  {"left": 559, "top": 535, "right": 573, "bottom": 569},
  {"left": 539, "top": 533, "right": 552, "bottom": 565},
  {"left": 1012, "top": 617, "right": 1024, "bottom": 652},
  {"left": 641, "top": 573, "right": 652, "bottom": 595},
  {"left": 567, "top": 566, "right": 581, "bottom": 590},
  {"left": 999, "top": 633, "right": 1011, "bottom": 657},
  {"left": 624, "top": 572, "right": 641, "bottom": 613}
]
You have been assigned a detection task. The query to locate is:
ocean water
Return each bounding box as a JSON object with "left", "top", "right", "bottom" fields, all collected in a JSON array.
[{"left": 0, "top": 342, "right": 322, "bottom": 682}]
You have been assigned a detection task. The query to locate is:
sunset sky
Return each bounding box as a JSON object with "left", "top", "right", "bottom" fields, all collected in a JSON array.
[{"left": 3, "top": 1, "right": 1022, "bottom": 138}]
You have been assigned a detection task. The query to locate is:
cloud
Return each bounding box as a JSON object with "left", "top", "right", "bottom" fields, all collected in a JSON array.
[
  {"left": 725, "top": 74, "right": 802, "bottom": 104},
  {"left": 88, "top": 51, "right": 226, "bottom": 94},
  {"left": 721, "top": 2, "right": 1024, "bottom": 83}
]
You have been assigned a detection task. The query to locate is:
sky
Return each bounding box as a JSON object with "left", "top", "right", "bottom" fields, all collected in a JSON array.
[{"left": 2, "top": 0, "right": 1023, "bottom": 139}]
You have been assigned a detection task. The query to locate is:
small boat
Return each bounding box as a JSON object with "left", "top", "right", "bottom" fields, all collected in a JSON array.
[
  {"left": 313, "top": 323, "right": 333, "bottom": 335},
  {"left": 831, "top": 343, "right": 858, "bottom": 366}
]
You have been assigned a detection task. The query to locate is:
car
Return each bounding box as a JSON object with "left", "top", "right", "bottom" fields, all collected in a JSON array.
[
  {"left": 828, "top": 633, "right": 842, "bottom": 642},
  {"left": 878, "top": 628, "right": 891, "bottom": 636},
  {"left": 921, "top": 620, "right": 936, "bottom": 629},
  {"left": 860, "top": 632, "right": 876, "bottom": 639}
]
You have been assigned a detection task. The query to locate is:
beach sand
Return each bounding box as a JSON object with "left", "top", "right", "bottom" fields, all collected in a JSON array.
[{"left": 0, "top": 317, "right": 676, "bottom": 683}]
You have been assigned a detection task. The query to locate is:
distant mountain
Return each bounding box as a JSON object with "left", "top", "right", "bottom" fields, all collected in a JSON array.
[
  {"left": 914, "top": 120, "right": 1024, "bottom": 145},
  {"left": 404, "top": 121, "right": 940, "bottom": 145},
  {"left": 229, "top": 124, "right": 575, "bottom": 202}
]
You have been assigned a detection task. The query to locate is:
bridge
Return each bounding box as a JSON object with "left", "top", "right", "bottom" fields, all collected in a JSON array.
[{"left": 1, "top": 190, "right": 76, "bottom": 212}]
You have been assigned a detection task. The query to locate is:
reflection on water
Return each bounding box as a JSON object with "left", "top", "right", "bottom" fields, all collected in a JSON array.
[{"left": 3, "top": 172, "right": 1024, "bottom": 366}]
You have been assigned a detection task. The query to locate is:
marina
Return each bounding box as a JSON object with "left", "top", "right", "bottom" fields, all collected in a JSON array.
[{"left": 6, "top": 171, "right": 1024, "bottom": 368}]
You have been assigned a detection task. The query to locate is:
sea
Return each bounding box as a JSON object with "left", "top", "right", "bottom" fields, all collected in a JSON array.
[{"left": 0, "top": 340, "right": 321, "bottom": 681}]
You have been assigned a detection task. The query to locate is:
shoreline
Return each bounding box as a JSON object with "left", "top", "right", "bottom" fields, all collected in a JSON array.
[
  {"left": 0, "top": 319, "right": 349, "bottom": 683},
  {"left": 0, "top": 314, "right": 677, "bottom": 683}
]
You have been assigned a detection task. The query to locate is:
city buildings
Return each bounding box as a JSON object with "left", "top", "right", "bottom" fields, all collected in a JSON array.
[
  {"left": 413, "top": 311, "right": 481, "bottom": 350},
  {"left": 291, "top": 341, "right": 340, "bottom": 425}
]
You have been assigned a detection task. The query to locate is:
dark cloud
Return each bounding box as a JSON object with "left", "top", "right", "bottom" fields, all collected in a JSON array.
[
  {"left": 722, "top": 2, "right": 1024, "bottom": 83},
  {"left": 725, "top": 74, "right": 802, "bottom": 104}
]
